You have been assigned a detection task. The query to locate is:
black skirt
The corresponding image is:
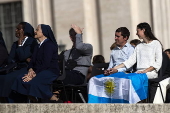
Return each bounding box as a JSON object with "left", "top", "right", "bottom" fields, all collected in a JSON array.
[{"left": 11, "top": 70, "right": 59, "bottom": 99}]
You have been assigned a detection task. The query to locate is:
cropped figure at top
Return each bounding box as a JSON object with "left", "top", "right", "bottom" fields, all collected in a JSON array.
[
  {"left": 0, "top": 31, "right": 8, "bottom": 67},
  {"left": 12, "top": 24, "right": 61, "bottom": 102},
  {"left": 63, "top": 24, "right": 93, "bottom": 85},
  {"left": 0, "top": 22, "right": 37, "bottom": 101}
]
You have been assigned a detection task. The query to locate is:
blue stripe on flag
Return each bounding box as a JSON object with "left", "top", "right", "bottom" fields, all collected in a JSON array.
[
  {"left": 126, "top": 73, "right": 148, "bottom": 100},
  {"left": 88, "top": 94, "right": 129, "bottom": 103}
]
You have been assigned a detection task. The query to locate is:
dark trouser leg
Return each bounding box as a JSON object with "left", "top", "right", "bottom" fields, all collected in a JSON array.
[
  {"left": 62, "top": 70, "right": 85, "bottom": 102},
  {"left": 63, "top": 70, "right": 85, "bottom": 85},
  {"left": 149, "top": 83, "right": 158, "bottom": 103}
]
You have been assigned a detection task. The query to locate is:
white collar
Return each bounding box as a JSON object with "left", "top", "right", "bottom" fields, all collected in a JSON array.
[
  {"left": 21, "top": 37, "right": 28, "bottom": 46},
  {"left": 39, "top": 38, "right": 47, "bottom": 47}
]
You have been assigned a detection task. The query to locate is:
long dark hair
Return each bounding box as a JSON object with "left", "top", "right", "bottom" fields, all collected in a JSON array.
[
  {"left": 137, "top": 22, "right": 163, "bottom": 49},
  {"left": 137, "top": 22, "right": 158, "bottom": 41}
]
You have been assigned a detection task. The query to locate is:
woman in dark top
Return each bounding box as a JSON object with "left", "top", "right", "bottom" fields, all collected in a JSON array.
[
  {"left": 0, "top": 22, "right": 37, "bottom": 99},
  {"left": 0, "top": 31, "right": 8, "bottom": 67},
  {"left": 7, "top": 22, "right": 37, "bottom": 64},
  {"left": 12, "top": 24, "right": 60, "bottom": 102}
]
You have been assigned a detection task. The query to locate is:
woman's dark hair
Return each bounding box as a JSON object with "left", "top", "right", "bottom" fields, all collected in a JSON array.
[
  {"left": 130, "top": 39, "right": 141, "bottom": 47},
  {"left": 137, "top": 22, "right": 163, "bottom": 49},
  {"left": 92, "top": 55, "right": 105, "bottom": 64},
  {"left": 116, "top": 27, "right": 130, "bottom": 40},
  {"left": 137, "top": 22, "right": 158, "bottom": 40}
]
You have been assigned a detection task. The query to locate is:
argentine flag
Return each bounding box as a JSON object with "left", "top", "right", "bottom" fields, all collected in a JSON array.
[{"left": 88, "top": 72, "right": 148, "bottom": 103}]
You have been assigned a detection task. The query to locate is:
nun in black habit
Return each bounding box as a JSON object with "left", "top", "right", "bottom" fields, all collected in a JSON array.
[
  {"left": 0, "top": 22, "right": 37, "bottom": 98},
  {"left": 11, "top": 24, "right": 60, "bottom": 102}
]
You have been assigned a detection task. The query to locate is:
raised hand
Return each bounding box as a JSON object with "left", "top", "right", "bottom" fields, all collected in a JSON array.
[{"left": 71, "top": 24, "right": 83, "bottom": 34}]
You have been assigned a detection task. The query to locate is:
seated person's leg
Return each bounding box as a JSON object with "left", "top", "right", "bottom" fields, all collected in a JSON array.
[
  {"left": 12, "top": 70, "right": 61, "bottom": 103},
  {"left": 63, "top": 70, "right": 85, "bottom": 85}
]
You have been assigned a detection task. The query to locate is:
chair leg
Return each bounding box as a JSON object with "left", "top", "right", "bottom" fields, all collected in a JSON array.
[
  {"left": 147, "top": 82, "right": 150, "bottom": 103},
  {"left": 61, "top": 81, "right": 68, "bottom": 102},
  {"left": 75, "top": 90, "right": 77, "bottom": 102},
  {"left": 78, "top": 90, "right": 86, "bottom": 103},
  {"left": 158, "top": 83, "right": 165, "bottom": 102},
  {"left": 71, "top": 88, "right": 74, "bottom": 102}
]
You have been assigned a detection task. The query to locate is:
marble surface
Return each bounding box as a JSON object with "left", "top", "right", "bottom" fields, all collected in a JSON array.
[{"left": 0, "top": 104, "right": 170, "bottom": 113}]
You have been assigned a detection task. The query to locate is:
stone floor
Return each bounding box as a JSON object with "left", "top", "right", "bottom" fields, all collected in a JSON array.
[{"left": 0, "top": 104, "right": 170, "bottom": 113}]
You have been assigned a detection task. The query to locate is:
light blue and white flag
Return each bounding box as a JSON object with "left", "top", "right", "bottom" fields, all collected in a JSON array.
[{"left": 88, "top": 72, "right": 148, "bottom": 103}]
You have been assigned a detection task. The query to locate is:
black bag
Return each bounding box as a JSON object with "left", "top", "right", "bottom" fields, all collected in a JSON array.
[
  {"left": 65, "top": 59, "right": 77, "bottom": 70},
  {"left": 58, "top": 50, "right": 67, "bottom": 74},
  {"left": 0, "top": 63, "right": 17, "bottom": 75},
  {"left": 60, "top": 48, "right": 89, "bottom": 70}
]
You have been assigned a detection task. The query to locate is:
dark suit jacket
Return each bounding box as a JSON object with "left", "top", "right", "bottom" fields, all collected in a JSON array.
[
  {"left": 0, "top": 44, "right": 8, "bottom": 67},
  {"left": 28, "top": 39, "right": 59, "bottom": 75},
  {"left": 161, "top": 52, "right": 170, "bottom": 77},
  {"left": 8, "top": 37, "right": 37, "bottom": 64}
]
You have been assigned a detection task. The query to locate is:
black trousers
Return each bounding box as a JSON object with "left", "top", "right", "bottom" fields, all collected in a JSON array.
[{"left": 63, "top": 70, "right": 85, "bottom": 85}]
